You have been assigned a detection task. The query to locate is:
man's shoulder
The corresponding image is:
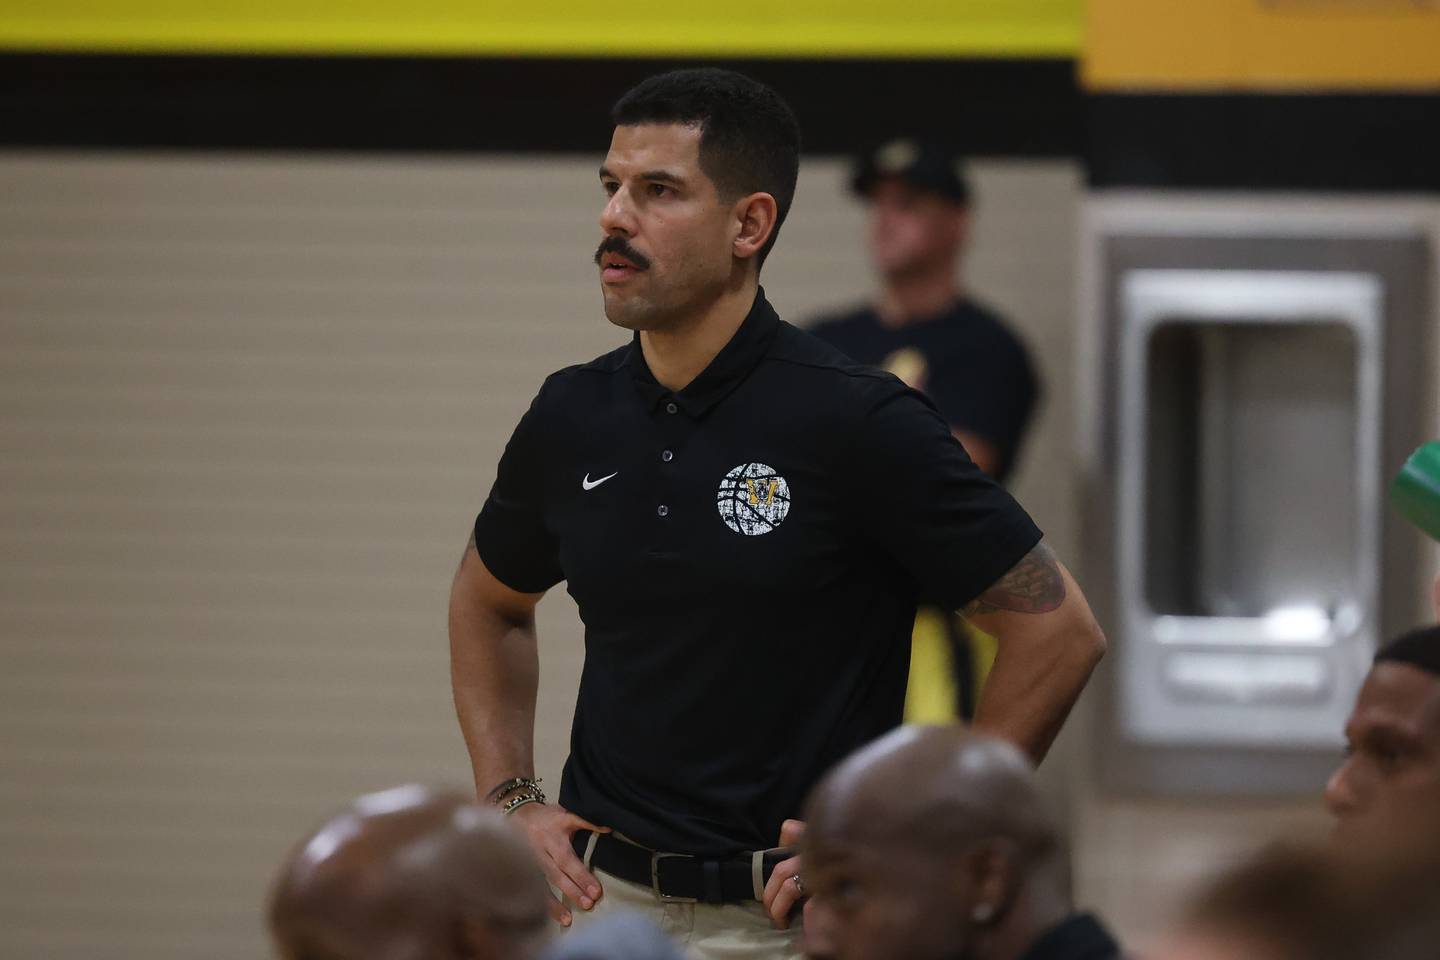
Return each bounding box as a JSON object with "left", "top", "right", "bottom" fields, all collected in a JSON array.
[
  {"left": 924, "top": 298, "right": 1038, "bottom": 392},
  {"left": 765, "top": 321, "right": 916, "bottom": 408},
  {"left": 946, "top": 298, "right": 1031, "bottom": 355},
  {"left": 531, "top": 342, "right": 632, "bottom": 403},
  {"left": 762, "top": 323, "right": 956, "bottom": 456},
  {"left": 507, "top": 343, "right": 633, "bottom": 436}
]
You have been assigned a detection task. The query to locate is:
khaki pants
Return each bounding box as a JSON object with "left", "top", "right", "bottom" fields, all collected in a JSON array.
[{"left": 562, "top": 833, "right": 804, "bottom": 960}]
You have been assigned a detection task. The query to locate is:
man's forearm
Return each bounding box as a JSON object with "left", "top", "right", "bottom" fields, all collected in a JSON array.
[
  {"left": 449, "top": 557, "right": 542, "bottom": 798},
  {"left": 971, "top": 605, "right": 1104, "bottom": 761}
]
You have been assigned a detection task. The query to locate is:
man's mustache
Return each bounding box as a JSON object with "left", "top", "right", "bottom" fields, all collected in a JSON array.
[{"left": 594, "top": 237, "right": 652, "bottom": 271}]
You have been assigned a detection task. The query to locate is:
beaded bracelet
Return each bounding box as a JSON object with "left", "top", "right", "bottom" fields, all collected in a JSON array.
[
  {"left": 502, "top": 792, "right": 545, "bottom": 815},
  {"left": 485, "top": 776, "right": 544, "bottom": 804}
]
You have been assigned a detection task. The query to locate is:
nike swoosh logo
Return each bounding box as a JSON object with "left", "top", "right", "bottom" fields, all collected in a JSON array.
[{"left": 582, "top": 471, "right": 619, "bottom": 491}]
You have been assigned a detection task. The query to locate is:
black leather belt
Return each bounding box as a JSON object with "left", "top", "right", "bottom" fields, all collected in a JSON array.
[{"left": 572, "top": 830, "right": 788, "bottom": 905}]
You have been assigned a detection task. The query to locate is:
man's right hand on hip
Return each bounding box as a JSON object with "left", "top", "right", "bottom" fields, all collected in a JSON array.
[{"left": 509, "top": 803, "right": 610, "bottom": 926}]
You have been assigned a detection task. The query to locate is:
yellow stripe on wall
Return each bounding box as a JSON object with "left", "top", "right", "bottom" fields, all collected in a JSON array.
[
  {"left": 0, "top": 0, "right": 1081, "bottom": 57},
  {"left": 1085, "top": 0, "right": 1440, "bottom": 92}
]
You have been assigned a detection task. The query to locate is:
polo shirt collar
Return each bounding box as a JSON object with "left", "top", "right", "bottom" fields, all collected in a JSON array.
[{"left": 626, "top": 288, "right": 781, "bottom": 417}]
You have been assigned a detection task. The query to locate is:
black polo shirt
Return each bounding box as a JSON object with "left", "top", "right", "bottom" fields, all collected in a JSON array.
[
  {"left": 474, "top": 289, "right": 1041, "bottom": 856},
  {"left": 808, "top": 297, "right": 1039, "bottom": 482}
]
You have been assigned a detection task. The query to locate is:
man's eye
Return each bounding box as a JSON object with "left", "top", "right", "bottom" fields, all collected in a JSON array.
[
  {"left": 649, "top": 183, "right": 668, "bottom": 197},
  {"left": 602, "top": 181, "right": 619, "bottom": 195},
  {"left": 835, "top": 879, "right": 862, "bottom": 906},
  {"left": 1363, "top": 740, "right": 1410, "bottom": 772}
]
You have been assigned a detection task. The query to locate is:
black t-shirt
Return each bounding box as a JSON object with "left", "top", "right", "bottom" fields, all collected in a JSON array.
[
  {"left": 808, "top": 298, "right": 1039, "bottom": 481},
  {"left": 474, "top": 289, "right": 1041, "bottom": 856},
  {"left": 1017, "top": 914, "right": 1124, "bottom": 960}
]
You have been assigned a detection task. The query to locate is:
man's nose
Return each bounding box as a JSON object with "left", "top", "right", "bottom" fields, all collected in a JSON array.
[
  {"left": 599, "top": 187, "right": 636, "bottom": 236},
  {"left": 1324, "top": 760, "right": 1359, "bottom": 819},
  {"left": 800, "top": 897, "right": 840, "bottom": 959}
]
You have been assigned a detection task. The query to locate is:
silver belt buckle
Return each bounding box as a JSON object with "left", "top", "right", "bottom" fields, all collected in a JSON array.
[{"left": 650, "top": 851, "right": 699, "bottom": 904}]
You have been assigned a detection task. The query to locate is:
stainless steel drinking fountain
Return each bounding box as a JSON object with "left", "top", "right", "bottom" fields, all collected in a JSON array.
[
  {"left": 1119, "top": 270, "right": 1381, "bottom": 747},
  {"left": 1080, "top": 200, "right": 1433, "bottom": 794}
]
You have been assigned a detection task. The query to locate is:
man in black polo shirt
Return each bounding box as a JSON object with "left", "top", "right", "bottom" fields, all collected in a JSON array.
[{"left": 449, "top": 69, "right": 1106, "bottom": 960}]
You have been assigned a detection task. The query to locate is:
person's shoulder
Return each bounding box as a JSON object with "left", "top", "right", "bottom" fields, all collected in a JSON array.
[
  {"left": 766, "top": 321, "right": 929, "bottom": 413},
  {"left": 769, "top": 321, "right": 891, "bottom": 382},
  {"left": 524, "top": 342, "right": 632, "bottom": 418},
  {"left": 942, "top": 297, "right": 1038, "bottom": 379},
  {"left": 953, "top": 295, "right": 1009, "bottom": 325},
  {"left": 539, "top": 341, "right": 630, "bottom": 388},
  {"left": 947, "top": 297, "right": 1029, "bottom": 352}
]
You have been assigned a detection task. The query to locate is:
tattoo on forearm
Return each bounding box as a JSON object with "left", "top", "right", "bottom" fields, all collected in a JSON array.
[{"left": 962, "top": 541, "right": 1066, "bottom": 617}]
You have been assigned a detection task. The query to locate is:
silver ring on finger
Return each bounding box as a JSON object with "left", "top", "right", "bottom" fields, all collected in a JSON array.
[{"left": 792, "top": 874, "right": 805, "bottom": 897}]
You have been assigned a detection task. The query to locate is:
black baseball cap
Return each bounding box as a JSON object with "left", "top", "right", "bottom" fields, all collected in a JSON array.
[{"left": 850, "top": 139, "right": 971, "bottom": 205}]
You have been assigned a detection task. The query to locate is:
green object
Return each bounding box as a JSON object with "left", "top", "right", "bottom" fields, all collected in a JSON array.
[{"left": 1392, "top": 441, "right": 1440, "bottom": 541}]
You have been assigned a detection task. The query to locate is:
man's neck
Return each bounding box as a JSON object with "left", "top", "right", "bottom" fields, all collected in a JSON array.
[
  {"left": 878, "top": 270, "right": 961, "bottom": 328},
  {"left": 639, "top": 278, "right": 759, "bottom": 392}
]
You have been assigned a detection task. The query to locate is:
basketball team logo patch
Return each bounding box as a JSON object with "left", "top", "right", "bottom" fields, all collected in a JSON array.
[{"left": 717, "top": 462, "right": 791, "bottom": 536}]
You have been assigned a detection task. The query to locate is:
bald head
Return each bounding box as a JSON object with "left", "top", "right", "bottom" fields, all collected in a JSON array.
[
  {"left": 800, "top": 727, "right": 1066, "bottom": 960},
  {"left": 808, "top": 725, "right": 1056, "bottom": 859},
  {"left": 269, "top": 785, "right": 550, "bottom": 960}
]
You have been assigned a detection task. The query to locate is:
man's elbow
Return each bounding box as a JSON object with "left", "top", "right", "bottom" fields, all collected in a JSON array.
[
  {"left": 1046, "top": 597, "right": 1106, "bottom": 673},
  {"left": 1075, "top": 612, "right": 1107, "bottom": 669}
]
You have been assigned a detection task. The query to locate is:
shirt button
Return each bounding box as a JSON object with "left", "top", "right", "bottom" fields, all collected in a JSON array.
[
  {"left": 661, "top": 450, "right": 674, "bottom": 463},
  {"left": 657, "top": 505, "right": 670, "bottom": 518},
  {"left": 665, "top": 402, "right": 678, "bottom": 415}
]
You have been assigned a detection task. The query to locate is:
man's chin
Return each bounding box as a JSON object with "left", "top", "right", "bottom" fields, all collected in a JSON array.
[
  {"left": 1331, "top": 817, "right": 1427, "bottom": 867},
  {"left": 602, "top": 291, "right": 666, "bottom": 332}
]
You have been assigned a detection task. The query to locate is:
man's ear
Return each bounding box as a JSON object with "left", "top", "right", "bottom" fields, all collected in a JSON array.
[
  {"left": 964, "top": 839, "right": 1022, "bottom": 926},
  {"left": 732, "top": 192, "right": 779, "bottom": 262}
]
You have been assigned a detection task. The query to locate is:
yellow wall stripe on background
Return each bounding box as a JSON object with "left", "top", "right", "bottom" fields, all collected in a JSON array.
[
  {"left": 1086, "top": 0, "right": 1440, "bottom": 92},
  {"left": 0, "top": 0, "right": 1081, "bottom": 57}
]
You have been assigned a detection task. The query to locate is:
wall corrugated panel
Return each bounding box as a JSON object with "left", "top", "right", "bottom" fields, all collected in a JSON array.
[{"left": 0, "top": 152, "right": 1081, "bottom": 958}]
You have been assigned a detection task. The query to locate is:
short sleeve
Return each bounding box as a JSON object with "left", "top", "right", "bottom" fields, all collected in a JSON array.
[
  {"left": 473, "top": 388, "right": 564, "bottom": 594},
  {"left": 848, "top": 377, "right": 1042, "bottom": 610}
]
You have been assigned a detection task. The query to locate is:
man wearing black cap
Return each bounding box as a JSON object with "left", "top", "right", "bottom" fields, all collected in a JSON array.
[
  {"left": 1325, "top": 624, "right": 1440, "bottom": 865},
  {"left": 809, "top": 140, "right": 1041, "bottom": 723},
  {"left": 809, "top": 139, "right": 1038, "bottom": 483}
]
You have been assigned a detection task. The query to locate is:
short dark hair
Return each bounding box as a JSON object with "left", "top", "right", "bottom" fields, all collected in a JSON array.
[
  {"left": 611, "top": 68, "right": 801, "bottom": 268},
  {"left": 1375, "top": 624, "right": 1440, "bottom": 677}
]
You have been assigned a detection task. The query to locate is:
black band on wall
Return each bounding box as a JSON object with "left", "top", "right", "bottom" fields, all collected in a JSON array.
[
  {"left": 0, "top": 53, "right": 1080, "bottom": 157},
  {"left": 1087, "top": 93, "right": 1440, "bottom": 193},
  {"left": 6, "top": 53, "right": 1434, "bottom": 193}
]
